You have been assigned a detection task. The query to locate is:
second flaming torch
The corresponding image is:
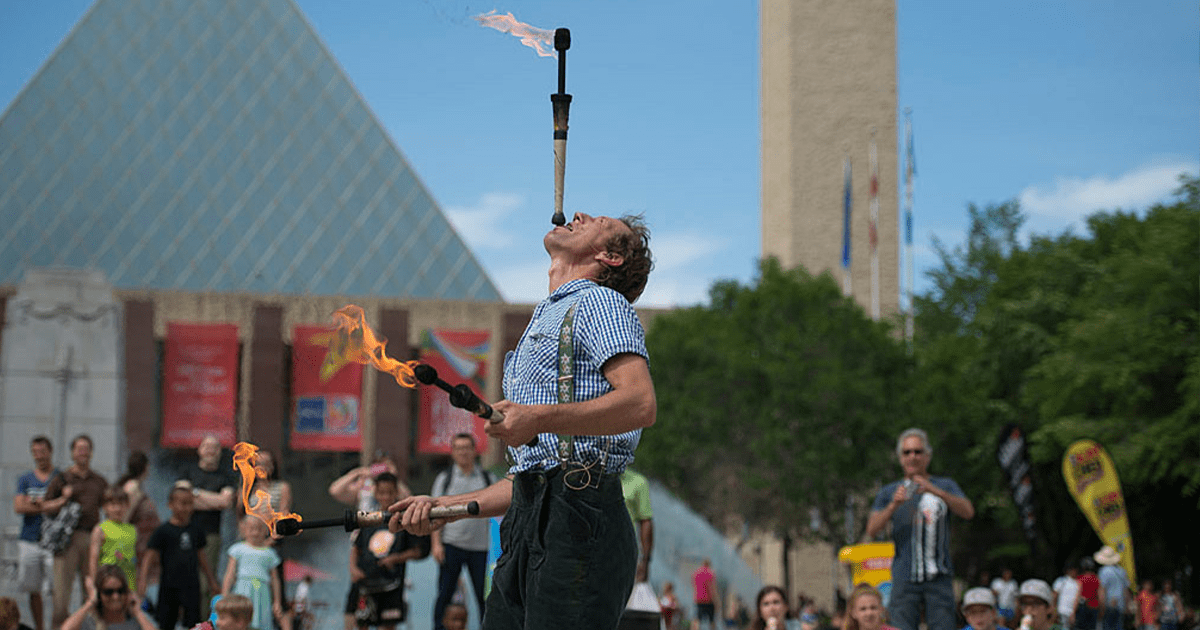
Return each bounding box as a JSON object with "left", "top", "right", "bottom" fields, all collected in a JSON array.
[{"left": 551, "top": 28, "right": 571, "bottom": 227}]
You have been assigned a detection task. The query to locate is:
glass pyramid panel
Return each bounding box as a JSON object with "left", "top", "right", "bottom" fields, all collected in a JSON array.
[{"left": 0, "top": 0, "right": 501, "bottom": 301}]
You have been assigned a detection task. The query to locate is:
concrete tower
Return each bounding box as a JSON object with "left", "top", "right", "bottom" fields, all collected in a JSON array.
[{"left": 762, "top": 0, "right": 899, "bottom": 318}]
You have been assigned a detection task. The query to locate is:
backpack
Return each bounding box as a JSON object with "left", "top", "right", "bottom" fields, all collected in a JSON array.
[
  {"left": 39, "top": 501, "right": 81, "bottom": 553},
  {"left": 432, "top": 466, "right": 494, "bottom": 498}
]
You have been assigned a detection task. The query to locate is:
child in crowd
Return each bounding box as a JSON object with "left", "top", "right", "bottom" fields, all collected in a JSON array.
[
  {"left": 1017, "top": 580, "right": 1062, "bottom": 630},
  {"left": 223, "top": 517, "right": 284, "bottom": 630},
  {"left": 1137, "top": 580, "right": 1158, "bottom": 630},
  {"left": 349, "top": 472, "right": 429, "bottom": 630},
  {"left": 88, "top": 487, "right": 137, "bottom": 594},
  {"left": 961, "top": 587, "right": 1006, "bottom": 630},
  {"left": 843, "top": 584, "right": 894, "bottom": 630},
  {"left": 660, "top": 581, "right": 680, "bottom": 630},
  {"left": 442, "top": 603, "right": 468, "bottom": 630},
  {"left": 0, "top": 596, "right": 35, "bottom": 630},
  {"left": 214, "top": 595, "right": 255, "bottom": 630},
  {"left": 141, "top": 485, "right": 219, "bottom": 630}
]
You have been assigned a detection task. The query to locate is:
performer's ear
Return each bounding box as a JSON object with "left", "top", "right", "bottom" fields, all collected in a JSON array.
[{"left": 595, "top": 250, "right": 624, "bottom": 268}]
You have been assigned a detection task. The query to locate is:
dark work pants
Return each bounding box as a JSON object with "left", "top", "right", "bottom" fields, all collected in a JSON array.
[
  {"left": 484, "top": 468, "right": 637, "bottom": 630},
  {"left": 434, "top": 543, "right": 488, "bottom": 630}
]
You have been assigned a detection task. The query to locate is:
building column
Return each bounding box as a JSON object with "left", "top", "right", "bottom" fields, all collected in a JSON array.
[
  {"left": 248, "top": 304, "right": 284, "bottom": 456},
  {"left": 374, "top": 308, "right": 411, "bottom": 482},
  {"left": 123, "top": 300, "right": 157, "bottom": 453}
]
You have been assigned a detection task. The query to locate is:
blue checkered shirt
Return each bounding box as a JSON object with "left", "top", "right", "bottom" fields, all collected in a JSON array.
[{"left": 503, "top": 279, "right": 649, "bottom": 474}]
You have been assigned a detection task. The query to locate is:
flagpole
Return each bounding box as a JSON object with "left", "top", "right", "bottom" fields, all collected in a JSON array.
[
  {"left": 904, "top": 109, "right": 915, "bottom": 346},
  {"left": 842, "top": 157, "right": 852, "bottom": 297},
  {"left": 869, "top": 129, "right": 879, "bottom": 321}
]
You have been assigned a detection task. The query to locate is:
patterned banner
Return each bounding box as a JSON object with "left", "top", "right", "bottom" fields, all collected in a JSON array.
[
  {"left": 996, "top": 423, "right": 1038, "bottom": 546},
  {"left": 290, "top": 325, "right": 364, "bottom": 451},
  {"left": 1062, "top": 439, "right": 1136, "bottom": 583},
  {"left": 417, "top": 329, "right": 490, "bottom": 454},
  {"left": 161, "top": 323, "right": 239, "bottom": 448}
]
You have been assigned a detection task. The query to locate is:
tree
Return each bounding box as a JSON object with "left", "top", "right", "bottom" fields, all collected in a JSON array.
[
  {"left": 910, "top": 175, "right": 1199, "bottom": 592},
  {"left": 638, "top": 258, "right": 912, "bottom": 544}
]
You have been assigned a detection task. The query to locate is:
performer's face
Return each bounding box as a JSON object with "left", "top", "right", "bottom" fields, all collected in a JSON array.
[{"left": 545, "top": 212, "right": 630, "bottom": 263}]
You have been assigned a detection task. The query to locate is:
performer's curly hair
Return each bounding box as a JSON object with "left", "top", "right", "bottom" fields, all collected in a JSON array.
[{"left": 596, "top": 214, "right": 653, "bottom": 303}]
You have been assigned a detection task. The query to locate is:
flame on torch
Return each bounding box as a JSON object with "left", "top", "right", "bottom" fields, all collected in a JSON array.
[
  {"left": 473, "top": 10, "right": 556, "bottom": 58},
  {"left": 233, "top": 442, "right": 302, "bottom": 538},
  {"left": 319, "top": 305, "right": 420, "bottom": 389}
]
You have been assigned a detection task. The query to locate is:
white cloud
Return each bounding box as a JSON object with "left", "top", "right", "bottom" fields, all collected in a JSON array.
[
  {"left": 445, "top": 192, "right": 525, "bottom": 250},
  {"left": 1018, "top": 161, "right": 1197, "bottom": 222},
  {"left": 649, "top": 231, "right": 725, "bottom": 273}
]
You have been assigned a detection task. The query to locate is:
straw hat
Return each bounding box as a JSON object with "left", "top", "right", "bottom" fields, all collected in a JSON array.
[{"left": 1093, "top": 546, "right": 1121, "bottom": 566}]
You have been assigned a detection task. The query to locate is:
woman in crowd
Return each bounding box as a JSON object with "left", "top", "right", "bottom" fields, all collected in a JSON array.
[
  {"left": 117, "top": 451, "right": 159, "bottom": 565},
  {"left": 62, "top": 565, "right": 156, "bottom": 630},
  {"left": 751, "top": 585, "right": 801, "bottom": 630}
]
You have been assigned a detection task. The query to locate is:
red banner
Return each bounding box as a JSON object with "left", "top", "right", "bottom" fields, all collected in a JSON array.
[
  {"left": 290, "top": 325, "right": 364, "bottom": 451},
  {"left": 161, "top": 323, "right": 239, "bottom": 448},
  {"left": 417, "top": 329, "right": 490, "bottom": 454}
]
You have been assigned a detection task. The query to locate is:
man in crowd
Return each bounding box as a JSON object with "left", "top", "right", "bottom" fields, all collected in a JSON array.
[
  {"left": 1095, "top": 546, "right": 1132, "bottom": 630},
  {"left": 390, "top": 212, "right": 657, "bottom": 629},
  {"left": 867, "top": 428, "right": 975, "bottom": 630},
  {"left": 1052, "top": 564, "right": 1079, "bottom": 629},
  {"left": 43, "top": 434, "right": 109, "bottom": 628},
  {"left": 12, "top": 436, "right": 58, "bottom": 630},
  {"left": 693, "top": 558, "right": 718, "bottom": 630},
  {"left": 430, "top": 433, "right": 494, "bottom": 630},
  {"left": 181, "top": 434, "right": 237, "bottom": 619},
  {"left": 621, "top": 468, "right": 654, "bottom": 583}
]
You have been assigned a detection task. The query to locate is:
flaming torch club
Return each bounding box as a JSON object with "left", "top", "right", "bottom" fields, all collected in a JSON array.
[
  {"left": 233, "top": 442, "right": 478, "bottom": 538},
  {"left": 472, "top": 11, "right": 574, "bottom": 227},
  {"left": 550, "top": 27, "right": 571, "bottom": 227},
  {"left": 232, "top": 306, "right": 499, "bottom": 538}
]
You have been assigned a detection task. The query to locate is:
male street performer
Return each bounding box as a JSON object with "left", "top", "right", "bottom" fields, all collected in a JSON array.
[{"left": 391, "top": 212, "right": 655, "bottom": 629}]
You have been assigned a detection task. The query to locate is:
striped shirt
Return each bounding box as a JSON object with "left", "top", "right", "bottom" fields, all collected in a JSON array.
[{"left": 503, "top": 279, "right": 648, "bottom": 474}]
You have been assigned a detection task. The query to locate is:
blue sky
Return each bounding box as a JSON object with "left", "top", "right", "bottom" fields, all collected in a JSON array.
[{"left": 1, "top": 1, "right": 1195, "bottom": 308}]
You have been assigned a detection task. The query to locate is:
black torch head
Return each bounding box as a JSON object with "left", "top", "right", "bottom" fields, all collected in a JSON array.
[
  {"left": 275, "top": 518, "right": 302, "bottom": 537},
  {"left": 412, "top": 364, "right": 438, "bottom": 386},
  {"left": 554, "top": 28, "right": 570, "bottom": 52}
]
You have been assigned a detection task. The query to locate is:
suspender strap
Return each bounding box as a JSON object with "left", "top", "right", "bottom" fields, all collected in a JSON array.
[{"left": 554, "top": 303, "right": 578, "bottom": 463}]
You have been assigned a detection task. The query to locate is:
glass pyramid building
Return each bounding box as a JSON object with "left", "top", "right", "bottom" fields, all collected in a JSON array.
[{"left": 0, "top": 0, "right": 501, "bottom": 300}]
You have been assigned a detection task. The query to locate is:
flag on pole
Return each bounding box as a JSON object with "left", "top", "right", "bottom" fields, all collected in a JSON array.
[
  {"left": 869, "top": 132, "right": 880, "bottom": 320},
  {"left": 904, "top": 109, "right": 916, "bottom": 345},
  {"left": 842, "top": 158, "right": 852, "bottom": 297}
]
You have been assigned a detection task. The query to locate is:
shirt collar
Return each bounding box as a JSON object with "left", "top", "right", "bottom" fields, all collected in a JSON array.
[{"left": 548, "top": 278, "right": 598, "bottom": 302}]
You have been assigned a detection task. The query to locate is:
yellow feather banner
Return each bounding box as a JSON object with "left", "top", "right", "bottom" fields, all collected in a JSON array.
[{"left": 1061, "top": 439, "right": 1136, "bottom": 584}]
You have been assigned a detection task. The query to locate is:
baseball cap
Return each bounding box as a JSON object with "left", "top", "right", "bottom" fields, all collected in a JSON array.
[
  {"left": 962, "top": 587, "right": 996, "bottom": 610},
  {"left": 1018, "top": 580, "right": 1053, "bottom": 606}
]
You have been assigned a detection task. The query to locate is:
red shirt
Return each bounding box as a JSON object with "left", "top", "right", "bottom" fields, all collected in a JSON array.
[
  {"left": 1078, "top": 573, "right": 1100, "bottom": 609},
  {"left": 694, "top": 566, "right": 715, "bottom": 604},
  {"left": 1137, "top": 591, "right": 1158, "bottom": 625}
]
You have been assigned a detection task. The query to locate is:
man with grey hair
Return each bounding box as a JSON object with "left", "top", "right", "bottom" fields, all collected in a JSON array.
[{"left": 866, "top": 428, "right": 974, "bottom": 630}]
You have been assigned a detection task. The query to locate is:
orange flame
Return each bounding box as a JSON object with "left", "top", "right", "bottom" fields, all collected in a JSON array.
[
  {"left": 318, "top": 305, "right": 419, "bottom": 388},
  {"left": 473, "top": 10, "right": 556, "bottom": 58},
  {"left": 232, "top": 442, "right": 301, "bottom": 538}
]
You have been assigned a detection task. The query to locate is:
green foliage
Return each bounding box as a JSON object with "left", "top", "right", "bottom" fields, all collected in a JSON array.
[
  {"left": 911, "top": 174, "right": 1199, "bottom": 583},
  {"left": 640, "top": 258, "right": 911, "bottom": 541}
]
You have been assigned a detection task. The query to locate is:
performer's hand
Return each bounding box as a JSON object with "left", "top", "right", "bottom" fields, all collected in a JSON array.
[
  {"left": 487, "top": 400, "right": 541, "bottom": 447},
  {"left": 387, "top": 495, "right": 447, "bottom": 537}
]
